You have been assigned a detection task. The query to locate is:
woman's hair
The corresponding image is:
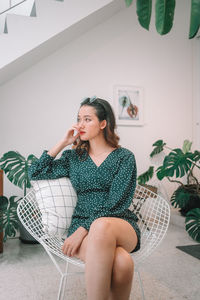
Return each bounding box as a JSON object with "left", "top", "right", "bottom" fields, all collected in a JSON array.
[{"left": 74, "top": 97, "right": 120, "bottom": 159}]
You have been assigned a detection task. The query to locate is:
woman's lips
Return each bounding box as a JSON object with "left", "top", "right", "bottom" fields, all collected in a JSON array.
[{"left": 79, "top": 131, "right": 85, "bottom": 135}]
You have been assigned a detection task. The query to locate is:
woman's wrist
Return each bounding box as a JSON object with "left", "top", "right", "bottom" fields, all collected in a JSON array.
[
  {"left": 48, "top": 140, "right": 69, "bottom": 157},
  {"left": 78, "top": 226, "right": 88, "bottom": 237}
]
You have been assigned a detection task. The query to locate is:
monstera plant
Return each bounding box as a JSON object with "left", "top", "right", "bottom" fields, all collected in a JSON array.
[
  {"left": 138, "top": 140, "right": 200, "bottom": 242},
  {"left": 0, "top": 151, "right": 38, "bottom": 242},
  {"left": 0, "top": 195, "right": 21, "bottom": 242},
  {"left": 125, "top": 0, "right": 200, "bottom": 39}
]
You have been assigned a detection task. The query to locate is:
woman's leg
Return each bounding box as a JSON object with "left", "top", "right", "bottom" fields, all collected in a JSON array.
[
  {"left": 109, "top": 247, "right": 134, "bottom": 300},
  {"left": 75, "top": 217, "right": 137, "bottom": 300}
]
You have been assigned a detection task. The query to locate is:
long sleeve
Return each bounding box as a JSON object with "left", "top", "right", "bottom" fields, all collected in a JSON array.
[
  {"left": 28, "top": 150, "right": 71, "bottom": 181},
  {"left": 82, "top": 152, "right": 137, "bottom": 230}
]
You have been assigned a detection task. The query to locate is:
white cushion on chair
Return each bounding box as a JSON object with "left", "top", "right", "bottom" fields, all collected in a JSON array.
[{"left": 31, "top": 177, "right": 77, "bottom": 237}]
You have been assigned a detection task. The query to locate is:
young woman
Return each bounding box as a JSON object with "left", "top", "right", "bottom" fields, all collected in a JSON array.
[{"left": 29, "top": 97, "right": 140, "bottom": 300}]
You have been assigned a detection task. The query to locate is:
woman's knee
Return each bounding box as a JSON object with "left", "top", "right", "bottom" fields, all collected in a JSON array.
[
  {"left": 89, "top": 218, "right": 114, "bottom": 242},
  {"left": 112, "top": 247, "right": 134, "bottom": 284}
]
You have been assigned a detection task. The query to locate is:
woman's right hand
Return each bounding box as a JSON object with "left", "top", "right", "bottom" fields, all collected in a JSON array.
[
  {"left": 61, "top": 125, "right": 80, "bottom": 146},
  {"left": 47, "top": 125, "right": 80, "bottom": 157}
]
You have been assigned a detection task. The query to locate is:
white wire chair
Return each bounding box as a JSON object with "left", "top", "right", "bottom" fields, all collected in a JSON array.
[{"left": 17, "top": 184, "right": 170, "bottom": 300}]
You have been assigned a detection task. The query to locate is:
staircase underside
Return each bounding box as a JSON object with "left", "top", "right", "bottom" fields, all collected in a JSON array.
[{"left": 0, "top": 0, "right": 124, "bottom": 86}]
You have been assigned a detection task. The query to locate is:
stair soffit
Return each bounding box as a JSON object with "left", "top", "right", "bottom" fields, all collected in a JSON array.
[{"left": 0, "top": 0, "right": 124, "bottom": 86}]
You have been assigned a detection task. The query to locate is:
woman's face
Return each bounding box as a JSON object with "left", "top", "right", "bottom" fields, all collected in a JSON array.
[{"left": 77, "top": 105, "right": 106, "bottom": 141}]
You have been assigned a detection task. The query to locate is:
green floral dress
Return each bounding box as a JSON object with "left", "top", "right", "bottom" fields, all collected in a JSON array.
[{"left": 28, "top": 147, "right": 140, "bottom": 252}]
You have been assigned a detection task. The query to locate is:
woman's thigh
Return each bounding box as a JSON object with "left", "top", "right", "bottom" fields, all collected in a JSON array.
[
  {"left": 74, "top": 217, "right": 138, "bottom": 261},
  {"left": 97, "top": 217, "right": 138, "bottom": 253}
]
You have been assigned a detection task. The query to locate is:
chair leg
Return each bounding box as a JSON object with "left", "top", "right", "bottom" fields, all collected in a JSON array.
[
  {"left": 57, "top": 274, "right": 65, "bottom": 300},
  {"left": 136, "top": 269, "right": 146, "bottom": 300}
]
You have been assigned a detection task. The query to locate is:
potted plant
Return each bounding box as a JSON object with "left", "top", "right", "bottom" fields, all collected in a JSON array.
[
  {"left": 138, "top": 139, "right": 200, "bottom": 242},
  {"left": 0, "top": 195, "right": 21, "bottom": 243},
  {"left": 0, "top": 151, "right": 38, "bottom": 243}
]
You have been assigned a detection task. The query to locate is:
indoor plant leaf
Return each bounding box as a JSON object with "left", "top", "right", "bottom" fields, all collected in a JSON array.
[
  {"left": 0, "top": 196, "right": 21, "bottom": 242},
  {"left": 150, "top": 139, "right": 166, "bottom": 157},
  {"left": 182, "top": 140, "right": 192, "bottom": 154},
  {"left": 171, "top": 185, "right": 191, "bottom": 209},
  {"left": 156, "top": 149, "right": 193, "bottom": 180},
  {"left": 136, "top": 0, "right": 152, "bottom": 30},
  {"left": 192, "top": 150, "right": 200, "bottom": 166},
  {"left": 189, "top": 0, "right": 200, "bottom": 39},
  {"left": 0, "top": 151, "right": 38, "bottom": 194},
  {"left": 185, "top": 208, "right": 200, "bottom": 242},
  {"left": 125, "top": 0, "right": 133, "bottom": 7},
  {"left": 155, "top": 0, "right": 176, "bottom": 35},
  {"left": 137, "top": 166, "right": 154, "bottom": 185}
]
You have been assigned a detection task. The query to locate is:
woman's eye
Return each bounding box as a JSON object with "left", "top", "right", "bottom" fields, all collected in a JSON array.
[{"left": 85, "top": 118, "right": 91, "bottom": 122}]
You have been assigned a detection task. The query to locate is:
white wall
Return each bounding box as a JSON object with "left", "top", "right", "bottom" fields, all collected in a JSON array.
[{"left": 0, "top": 0, "right": 194, "bottom": 197}]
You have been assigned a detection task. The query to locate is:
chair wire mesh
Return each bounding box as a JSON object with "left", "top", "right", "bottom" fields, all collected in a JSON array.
[
  {"left": 17, "top": 184, "right": 170, "bottom": 299},
  {"left": 130, "top": 185, "right": 170, "bottom": 264},
  {"left": 17, "top": 189, "right": 84, "bottom": 268}
]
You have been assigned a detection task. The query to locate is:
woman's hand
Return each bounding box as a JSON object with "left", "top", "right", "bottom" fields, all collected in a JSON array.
[
  {"left": 47, "top": 125, "right": 80, "bottom": 157},
  {"left": 62, "top": 227, "right": 88, "bottom": 257},
  {"left": 62, "top": 125, "right": 80, "bottom": 146}
]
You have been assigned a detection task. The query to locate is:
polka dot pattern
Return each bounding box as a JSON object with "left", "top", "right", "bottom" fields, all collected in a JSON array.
[{"left": 28, "top": 147, "right": 141, "bottom": 252}]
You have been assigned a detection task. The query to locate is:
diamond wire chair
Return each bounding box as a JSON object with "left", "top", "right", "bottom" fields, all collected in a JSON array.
[{"left": 17, "top": 184, "right": 170, "bottom": 300}]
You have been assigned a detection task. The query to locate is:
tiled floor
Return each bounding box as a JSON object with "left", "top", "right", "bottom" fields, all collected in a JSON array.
[{"left": 0, "top": 222, "right": 200, "bottom": 300}]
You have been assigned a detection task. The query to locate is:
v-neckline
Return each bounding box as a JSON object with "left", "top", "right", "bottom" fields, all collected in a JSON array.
[{"left": 88, "top": 148, "right": 119, "bottom": 169}]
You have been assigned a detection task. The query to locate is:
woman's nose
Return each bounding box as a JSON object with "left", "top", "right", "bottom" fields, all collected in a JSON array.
[{"left": 78, "top": 120, "right": 85, "bottom": 128}]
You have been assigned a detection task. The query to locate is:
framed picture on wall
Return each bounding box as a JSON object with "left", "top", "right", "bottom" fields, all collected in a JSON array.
[{"left": 113, "top": 85, "right": 144, "bottom": 126}]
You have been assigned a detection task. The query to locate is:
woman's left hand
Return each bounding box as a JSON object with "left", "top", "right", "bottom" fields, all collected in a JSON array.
[{"left": 62, "top": 227, "right": 88, "bottom": 257}]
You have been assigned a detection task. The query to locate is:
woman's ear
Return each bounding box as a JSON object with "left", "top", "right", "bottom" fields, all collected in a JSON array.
[{"left": 100, "top": 120, "right": 107, "bottom": 130}]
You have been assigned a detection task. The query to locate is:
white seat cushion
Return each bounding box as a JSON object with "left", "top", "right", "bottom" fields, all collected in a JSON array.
[{"left": 31, "top": 177, "right": 77, "bottom": 237}]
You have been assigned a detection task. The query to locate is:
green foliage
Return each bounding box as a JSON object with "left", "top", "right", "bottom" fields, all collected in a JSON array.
[
  {"left": 0, "top": 196, "right": 21, "bottom": 242},
  {"left": 185, "top": 208, "right": 200, "bottom": 242},
  {"left": 189, "top": 0, "right": 200, "bottom": 39},
  {"left": 182, "top": 140, "right": 192, "bottom": 154},
  {"left": 150, "top": 140, "right": 166, "bottom": 158},
  {"left": 136, "top": 0, "right": 152, "bottom": 30},
  {"left": 156, "top": 149, "right": 195, "bottom": 180},
  {"left": 137, "top": 166, "right": 154, "bottom": 185},
  {"left": 125, "top": 0, "right": 200, "bottom": 39},
  {"left": 155, "top": 0, "right": 176, "bottom": 35},
  {"left": 137, "top": 139, "right": 199, "bottom": 185},
  {"left": 125, "top": 0, "right": 133, "bottom": 7},
  {"left": 171, "top": 185, "right": 192, "bottom": 209},
  {"left": 0, "top": 151, "right": 37, "bottom": 196}
]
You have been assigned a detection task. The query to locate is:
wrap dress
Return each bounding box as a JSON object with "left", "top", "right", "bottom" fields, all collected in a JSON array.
[{"left": 28, "top": 147, "right": 140, "bottom": 252}]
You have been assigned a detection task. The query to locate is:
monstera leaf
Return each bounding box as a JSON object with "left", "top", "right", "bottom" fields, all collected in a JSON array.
[
  {"left": 182, "top": 140, "right": 192, "bottom": 154},
  {"left": 171, "top": 185, "right": 192, "bottom": 209},
  {"left": 0, "top": 196, "right": 21, "bottom": 242},
  {"left": 150, "top": 140, "right": 166, "bottom": 158},
  {"left": 156, "top": 149, "right": 194, "bottom": 180},
  {"left": 137, "top": 166, "right": 154, "bottom": 185},
  {"left": 0, "top": 151, "right": 38, "bottom": 196},
  {"left": 185, "top": 208, "right": 200, "bottom": 242}
]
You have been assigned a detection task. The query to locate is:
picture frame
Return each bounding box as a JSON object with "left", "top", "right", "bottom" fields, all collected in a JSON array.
[{"left": 113, "top": 85, "right": 144, "bottom": 126}]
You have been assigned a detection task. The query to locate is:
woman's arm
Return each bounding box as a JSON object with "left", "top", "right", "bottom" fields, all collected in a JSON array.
[
  {"left": 28, "top": 126, "right": 80, "bottom": 180},
  {"left": 62, "top": 226, "right": 88, "bottom": 257},
  {"left": 48, "top": 126, "right": 80, "bottom": 157}
]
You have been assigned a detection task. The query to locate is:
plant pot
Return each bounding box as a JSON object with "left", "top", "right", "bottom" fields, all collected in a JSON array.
[
  {"left": 18, "top": 220, "right": 39, "bottom": 244},
  {"left": 0, "top": 231, "right": 3, "bottom": 253},
  {"left": 176, "top": 184, "right": 200, "bottom": 216}
]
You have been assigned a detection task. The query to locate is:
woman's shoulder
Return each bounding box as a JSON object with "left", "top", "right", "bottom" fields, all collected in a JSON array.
[
  {"left": 116, "top": 147, "right": 135, "bottom": 158},
  {"left": 61, "top": 148, "right": 75, "bottom": 159}
]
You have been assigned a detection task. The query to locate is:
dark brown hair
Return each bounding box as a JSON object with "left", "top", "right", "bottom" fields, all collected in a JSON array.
[{"left": 74, "top": 97, "right": 120, "bottom": 159}]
